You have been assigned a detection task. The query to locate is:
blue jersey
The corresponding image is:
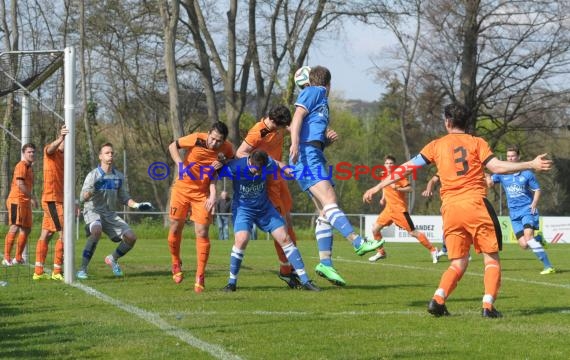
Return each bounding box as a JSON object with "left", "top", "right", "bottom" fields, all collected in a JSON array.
[
  {"left": 222, "top": 156, "right": 278, "bottom": 210},
  {"left": 491, "top": 170, "right": 540, "bottom": 213},
  {"left": 295, "top": 86, "right": 329, "bottom": 144}
]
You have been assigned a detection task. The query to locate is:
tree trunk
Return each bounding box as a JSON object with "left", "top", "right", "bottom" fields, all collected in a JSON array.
[
  {"left": 79, "top": 0, "right": 96, "bottom": 165},
  {"left": 159, "top": 0, "right": 184, "bottom": 140},
  {"left": 460, "top": 0, "right": 480, "bottom": 133},
  {"left": 182, "top": 0, "right": 219, "bottom": 125}
]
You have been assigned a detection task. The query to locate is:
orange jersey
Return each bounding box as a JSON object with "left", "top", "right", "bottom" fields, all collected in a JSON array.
[
  {"left": 243, "top": 120, "right": 285, "bottom": 161},
  {"left": 420, "top": 133, "right": 493, "bottom": 203},
  {"left": 244, "top": 120, "right": 290, "bottom": 212},
  {"left": 7, "top": 160, "right": 34, "bottom": 203},
  {"left": 42, "top": 146, "right": 64, "bottom": 202},
  {"left": 382, "top": 177, "right": 409, "bottom": 213},
  {"left": 174, "top": 133, "right": 234, "bottom": 192}
]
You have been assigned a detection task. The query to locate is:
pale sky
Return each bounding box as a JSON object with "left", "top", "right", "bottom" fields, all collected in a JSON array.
[{"left": 308, "top": 23, "right": 395, "bottom": 102}]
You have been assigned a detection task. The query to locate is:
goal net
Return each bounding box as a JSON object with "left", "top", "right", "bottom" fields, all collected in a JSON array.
[
  {"left": 0, "top": 50, "right": 63, "bottom": 97},
  {"left": 0, "top": 48, "right": 76, "bottom": 284}
]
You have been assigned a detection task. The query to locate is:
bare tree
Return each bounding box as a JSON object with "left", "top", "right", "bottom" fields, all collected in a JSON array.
[
  {"left": 419, "top": 0, "right": 570, "bottom": 138},
  {"left": 179, "top": 0, "right": 350, "bottom": 144},
  {"left": 362, "top": 0, "right": 424, "bottom": 210}
]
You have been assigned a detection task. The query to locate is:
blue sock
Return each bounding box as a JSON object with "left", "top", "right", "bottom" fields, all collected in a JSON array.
[
  {"left": 527, "top": 239, "right": 552, "bottom": 268},
  {"left": 81, "top": 237, "right": 98, "bottom": 270},
  {"left": 282, "top": 243, "right": 309, "bottom": 284},
  {"left": 352, "top": 235, "right": 363, "bottom": 249},
  {"left": 323, "top": 204, "right": 354, "bottom": 238},
  {"left": 229, "top": 246, "right": 244, "bottom": 285},
  {"left": 316, "top": 217, "right": 333, "bottom": 266}
]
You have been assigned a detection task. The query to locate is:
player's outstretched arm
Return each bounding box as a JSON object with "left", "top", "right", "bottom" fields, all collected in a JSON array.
[
  {"left": 363, "top": 159, "right": 417, "bottom": 203},
  {"left": 486, "top": 153, "right": 552, "bottom": 174}
]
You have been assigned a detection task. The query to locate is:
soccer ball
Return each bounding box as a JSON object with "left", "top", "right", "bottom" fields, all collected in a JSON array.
[{"left": 294, "top": 66, "right": 311, "bottom": 89}]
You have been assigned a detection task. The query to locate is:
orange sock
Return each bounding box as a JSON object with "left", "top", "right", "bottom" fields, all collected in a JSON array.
[
  {"left": 483, "top": 259, "right": 501, "bottom": 306},
  {"left": 417, "top": 232, "right": 435, "bottom": 252},
  {"left": 195, "top": 237, "right": 210, "bottom": 279},
  {"left": 35, "top": 239, "right": 49, "bottom": 274},
  {"left": 274, "top": 240, "right": 292, "bottom": 275},
  {"left": 15, "top": 232, "right": 28, "bottom": 261},
  {"left": 373, "top": 232, "right": 382, "bottom": 241},
  {"left": 168, "top": 231, "right": 182, "bottom": 265},
  {"left": 434, "top": 264, "right": 463, "bottom": 303},
  {"left": 4, "top": 232, "right": 16, "bottom": 260},
  {"left": 53, "top": 238, "right": 63, "bottom": 274}
]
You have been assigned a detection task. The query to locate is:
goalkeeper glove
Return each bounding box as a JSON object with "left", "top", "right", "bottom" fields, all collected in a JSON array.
[{"left": 131, "top": 202, "right": 153, "bottom": 211}]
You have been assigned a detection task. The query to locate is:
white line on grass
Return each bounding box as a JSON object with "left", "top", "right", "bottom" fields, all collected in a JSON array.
[
  {"left": 72, "top": 282, "right": 243, "bottom": 360},
  {"left": 166, "top": 309, "right": 429, "bottom": 317},
  {"left": 333, "top": 257, "right": 570, "bottom": 289}
]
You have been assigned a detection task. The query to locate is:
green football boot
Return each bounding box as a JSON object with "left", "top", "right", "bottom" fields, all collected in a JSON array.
[
  {"left": 315, "top": 263, "right": 346, "bottom": 286},
  {"left": 355, "top": 238, "right": 385, "bottom": 256}
]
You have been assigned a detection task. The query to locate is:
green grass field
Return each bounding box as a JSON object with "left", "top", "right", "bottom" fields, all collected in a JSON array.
[{"left": 1, "top": 224, "right": 569, "bottom": 359}]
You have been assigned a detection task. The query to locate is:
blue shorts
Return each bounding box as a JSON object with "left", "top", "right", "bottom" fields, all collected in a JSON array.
[
  {"left": 290, "top": 144, "right": 334, "bottom": 191},
  {"left": 233, "top": 204, "right": 285, "bottom": 234},
  {"left": 510, "top": 210, "right": 539, "bottom": 238}
]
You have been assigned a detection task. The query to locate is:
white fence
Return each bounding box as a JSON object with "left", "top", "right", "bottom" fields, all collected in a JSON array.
[{"left": 362, "top": 215, "right": 570, "bottom": 244}]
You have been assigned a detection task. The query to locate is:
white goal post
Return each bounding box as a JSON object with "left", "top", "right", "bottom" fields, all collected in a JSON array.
[
  {"left": 63, "top": 47, "right": 76, "bottom": 285},
  {"left": 0, "top": 47, "right": 76, "bottom": 284}
]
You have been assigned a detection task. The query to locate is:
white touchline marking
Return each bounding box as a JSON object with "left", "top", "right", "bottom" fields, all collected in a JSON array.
[
  {"left": 332, "top": 257, "right": 570, "bottom": 289},
  {"left": 166, "top": 310, "right": 429, "bottom": 317},
  {"left": 72, "top": 282, "right": 243, "bottom": 360}
]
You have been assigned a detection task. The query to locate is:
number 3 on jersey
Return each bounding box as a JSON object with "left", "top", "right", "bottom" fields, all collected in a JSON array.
[{"left": 454, "top": 146, "right": 469, "bottom": 176}]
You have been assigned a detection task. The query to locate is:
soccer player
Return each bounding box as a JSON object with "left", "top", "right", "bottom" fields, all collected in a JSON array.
[
  {"left": 363, "top": 103, "right": 552, "bottom": 318},
  {"left": 236, "top": 104, "right": 301, "bottom": 288},
  {"left": 289, "top": 65, "right": 384, "bottom": 287},
  {"left": 3, "top": 143, "right": 37, "bottom": 266},
  {"left": 77, "top": 143, "right": 152, "bottom": 279},
  {"left": 167, "top": 121, "right": 235, "bottom": 292},
  {"left": 368, "top": 155, "right": 439, "bottom": 263},
  {"left": 486, "top": 145, "right": 555, "bottom": 275},
  {"left": 32, "top": 125, "right": 69, "bottom": 280},
  {"left": 221, "top": 150, "right": 319, "bottom": 292}
]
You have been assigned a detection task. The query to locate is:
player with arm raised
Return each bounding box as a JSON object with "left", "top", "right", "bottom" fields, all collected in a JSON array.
[
  {"left": 33, "top": 125, "right": 68, "bottom": 280},
  {"left": 363, "top": 103, "right": 552, "bottom": 318},
  {"left": 289, "top": 65, "right": 383, "bottom": 287}
]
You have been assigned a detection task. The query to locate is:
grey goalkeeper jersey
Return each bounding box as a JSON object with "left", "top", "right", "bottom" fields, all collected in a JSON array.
[{"left": 81, "top": 166, "right": 131, "bottom": 223}]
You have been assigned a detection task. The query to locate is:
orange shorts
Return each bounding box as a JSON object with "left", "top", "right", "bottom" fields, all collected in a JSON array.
[
  {"left": 42, "top": 201, "right": 63, "bottom": 232},
  {"left": 375, "top": 209, "right": 414, "bottom": 233},
  {"left": 268, "top": 178, "right": 293, "bottom": 216},
  {"left": 7, "top": 200, "right": 32, "bottom": 228},
  {"left": 441, "top": 197, "right": 501, "bottom": 258},
  {"left": 169, "top": 183, "right": 212, "bottom": 225}
]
